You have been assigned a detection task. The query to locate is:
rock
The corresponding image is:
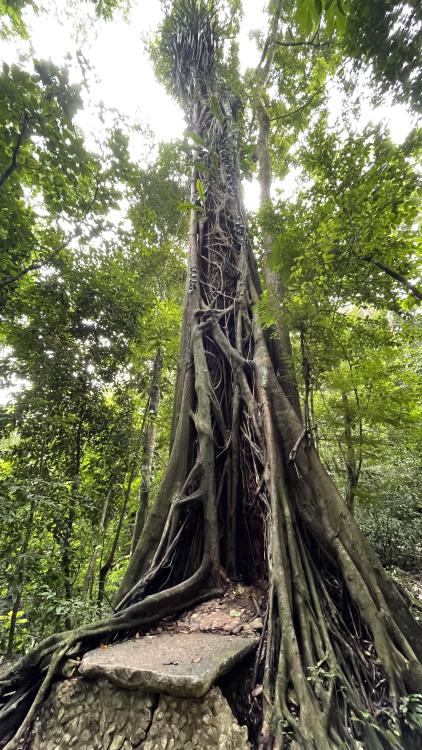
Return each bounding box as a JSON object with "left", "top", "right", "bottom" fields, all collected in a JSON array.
[
  {"left": 31, "top": 631, "right": 255, "bottom": 749},
  {"left": 245, "top": 617, "right": 263, "bottom": 632},
  {"left": 31, "top": 679, "right": 154, "bottom": 750},
  {"left": 110, "top": 735, "right": 125, "bottom": 750},
  {"left": 145, "top": 689, "right": 249, "bottom": 750},
  {"left": 31, "top": 681, "right": 250, "bottom": 750},
  {"left": 79, "top": 631, "right": 258, "bottom": 698}
]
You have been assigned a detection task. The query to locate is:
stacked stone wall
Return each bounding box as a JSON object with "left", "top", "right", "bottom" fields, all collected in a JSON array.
[{"left": 31, "top": 678, "right": 250, "bottom": 750}]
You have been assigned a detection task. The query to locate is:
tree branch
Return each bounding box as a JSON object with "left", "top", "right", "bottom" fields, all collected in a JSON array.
[
  {"left": 0, "top": 112, "right": 30, "bottom": 190},
  {"left": 275, "top": 38, "right": 330, "bottom": 48},
  {"left": 269, "top": 86, "right": 324, "bottom": 122},
  {"left": 274, "top": 26, "right": 330, "bottom": 49},
  {"left": 359, "top": 254, "right": 422, "bottom": 302},
  {"left": 0, "top": 177, "right": 100, "bottom": 291},
  {"left": 255, "top": 0, "right": 282, "bottom": 78},
  {"left": 0, "top": 241, "right": 70, "bottom": 291}
]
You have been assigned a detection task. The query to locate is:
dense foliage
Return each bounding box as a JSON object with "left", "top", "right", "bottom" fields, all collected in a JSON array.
[{"left": 0, "top": 21, "right": 188, "bottom": 651}]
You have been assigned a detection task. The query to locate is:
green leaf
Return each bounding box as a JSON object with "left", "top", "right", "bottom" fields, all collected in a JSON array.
[
  {"left": 295, "top": 0, "right": 320, "bottom": 35},
  {"left": 178, "top": 201, "right": 199, "bottom": 212},
  {"left": 184, "top": 130, "right": 204, "bottom": 146},
  {"left": 196, "top": 177, "right": 205, "bottom": 203}
]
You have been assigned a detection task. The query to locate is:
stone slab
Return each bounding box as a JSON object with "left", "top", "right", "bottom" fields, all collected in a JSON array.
[{"left": 79, "top": 632, "right": 258, "bottom": 698}]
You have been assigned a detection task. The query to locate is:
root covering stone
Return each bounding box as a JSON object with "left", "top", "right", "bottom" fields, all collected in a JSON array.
[
  {"left": 79, "top": 631, "right": 258, "bottom": 697},
  {"left": 31, "top": 679, "right": 249, "bottom": 749}
]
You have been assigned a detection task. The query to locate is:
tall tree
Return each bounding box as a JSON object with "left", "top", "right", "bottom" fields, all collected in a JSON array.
[{"left": 1, "top": 3, "right": 422, "bottom": 750}]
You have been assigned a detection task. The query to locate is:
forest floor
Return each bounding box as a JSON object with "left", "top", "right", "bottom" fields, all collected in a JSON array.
[
  {"left": 390, "top": 568, "right": 422, "bottom": 605},
  {"left": 141, "top": 580, "right": 267, "bottom": 638}
]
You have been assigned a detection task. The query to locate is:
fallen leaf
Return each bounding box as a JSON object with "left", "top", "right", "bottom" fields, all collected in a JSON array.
[
  {"left": 261, "top": 719, "right": 270, "bottom": 738},
  {"left": 191, "top": 656, "right": 201, "bottom": 663},
  {"left": 251, "top": 684, "right": 263, "bottom": 698}
]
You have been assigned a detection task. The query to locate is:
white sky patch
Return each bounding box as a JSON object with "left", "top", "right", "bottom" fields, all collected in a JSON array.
[
  {"left": 326, "top": 62, "right": 419, "bottom": 145},
  {"left": 0, "top": 346, "right": 31, "bottom": 406},
  {"left": 0, "top": 379, "right": 31, "bottom": 406},
  {"left": 0, "top": 2, "right": 418, "bottom": 214},
  {"left": 239, "top": 0, "right": 266, "bottom": 73},
  {"left": 0, "top": 0, "right": 268, "bottom": 208}
]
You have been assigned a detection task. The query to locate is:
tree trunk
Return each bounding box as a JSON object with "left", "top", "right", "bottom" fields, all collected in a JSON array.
[
  {"left": 6, "top": 496, "right": 36, "bottom": 659},
  {"left": 97, "top": 453, "right": 139, "bottom": 609},
  {"left": 61, "top": 405, "right": 84, "bottom": 630},
  {"left": 131, "top": 350, "right": 162, "bottom": 554},
  {"left": 81, "top": 484, "right": 113, "bottom": 607},
  {"left": 7, "top": 435, "right": 47, "bottom": 656},
  {"left": 1, "top": 5, "right": 422, "bottom": 750},
  {"left": 256, "top": 95, "right": 302, "bottom": 420},
  {"left": 341, "top": 391, "right": 361, "bottom": 514}
]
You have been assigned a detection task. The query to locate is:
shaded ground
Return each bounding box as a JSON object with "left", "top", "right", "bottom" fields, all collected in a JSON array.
[
  {"left": 390, "top": 569, "right": 422, "bottom": 605},
  {"left": 143, "top": 581, "right": 266, "bottom": 637}
]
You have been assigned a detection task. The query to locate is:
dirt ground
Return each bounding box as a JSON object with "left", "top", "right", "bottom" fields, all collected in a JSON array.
[{"left": 143, "top": 580, "right": 267, "bottom": 638}]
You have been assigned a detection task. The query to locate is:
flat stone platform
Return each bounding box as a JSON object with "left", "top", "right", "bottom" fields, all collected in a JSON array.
[{"left": 79, "top": 631, "right": 258, "bottom": 698}]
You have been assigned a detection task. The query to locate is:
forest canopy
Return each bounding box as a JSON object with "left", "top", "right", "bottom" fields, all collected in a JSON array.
[{"left": 0, "top": 0, "right": 421, "bottom": 748}]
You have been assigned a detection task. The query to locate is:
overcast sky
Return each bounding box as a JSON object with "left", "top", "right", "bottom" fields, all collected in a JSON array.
[{"left": 1, "top": 0, "right": 416, "bottom": 213}]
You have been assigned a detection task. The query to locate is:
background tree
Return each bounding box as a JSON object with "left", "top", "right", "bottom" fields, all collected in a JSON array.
[
  {"left": 0, "top": 134, "right": 186, "bottom": 652},
  {"left": 263, "top": 115, "right": 421, "bottom": 525}
]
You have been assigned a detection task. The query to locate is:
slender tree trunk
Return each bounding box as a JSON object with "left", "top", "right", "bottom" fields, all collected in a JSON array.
[
  {"left": 309, "top": 382, "right": 320, "bottom": 454},
  {"left": 97, "top": 456, "right": 139, "bottom": 609},
  {"left": 131, "top": 350, "right": 162, "bottom": 555},
  {"left": 81, "top": 484, "right": 113, "bottom": 607},
  {"left": 6, "top": 497, "right": 35, "bottom": 659},
  {"left": 256, "top": 101, "right": 302, "bottom": 418},
  {"left": 341, "top": 391, "right": 360, "bottom": 514},
  {"left": 61, "top": 405, "right": 84, "bottom": 630},
  {"left": 6, "top": 436, "right": 46, "bottom": 657}
]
